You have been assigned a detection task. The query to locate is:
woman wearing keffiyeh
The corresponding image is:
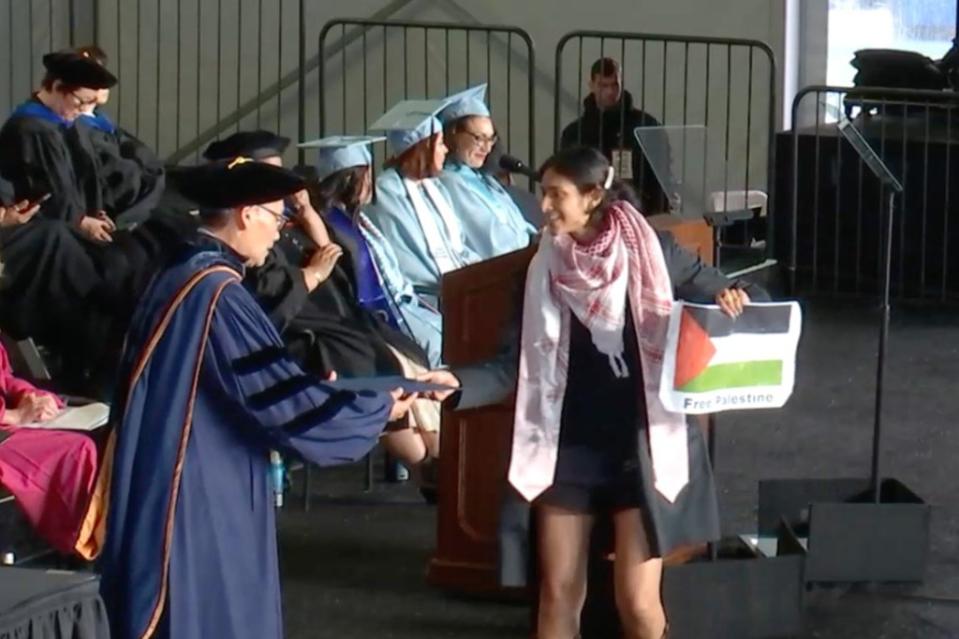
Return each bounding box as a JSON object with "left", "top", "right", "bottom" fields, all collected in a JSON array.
[{"left": 421, "top": 147, "right": 759, "bottom": 639}]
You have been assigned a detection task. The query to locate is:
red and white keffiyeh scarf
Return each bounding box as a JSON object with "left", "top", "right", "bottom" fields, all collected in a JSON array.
[{"left": 509, "top": 200, "right": 690, "bottom": 503}]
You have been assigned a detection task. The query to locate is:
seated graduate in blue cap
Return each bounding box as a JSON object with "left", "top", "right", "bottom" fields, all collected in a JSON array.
[
  {"left": 363, "top": 99, "right": 482, "bottom": 307},
  {"left": 200, "top": 131, "right": 419, "bottom": 370},
  {"left": 437, "top": 84, "right": 536, "bottom": 258},
  {"left": 300, "top": 135, "right": 444, "bottom": 369},
  {"left": 299, "top": 135, "right": 445, "bottom": 477},
  {"left": 95, "top": 157, "right": 417, "bottom": 639},
  {"left": 199, "top": 132, "right": 443, "bottom": 477}
]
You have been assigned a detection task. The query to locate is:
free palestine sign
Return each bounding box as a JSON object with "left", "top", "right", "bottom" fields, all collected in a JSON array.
[{"left": 660, "top": 301, "right": 802, "bottom": 414}]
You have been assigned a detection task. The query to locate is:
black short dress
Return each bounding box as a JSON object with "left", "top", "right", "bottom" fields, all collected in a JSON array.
[{"left": 537, "top": 303, "right": 646, "bottom": 514}]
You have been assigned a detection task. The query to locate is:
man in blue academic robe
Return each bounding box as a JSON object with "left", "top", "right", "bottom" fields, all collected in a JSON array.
[{"left": 96, "top": 158, "right": 415, "bottom": 639}]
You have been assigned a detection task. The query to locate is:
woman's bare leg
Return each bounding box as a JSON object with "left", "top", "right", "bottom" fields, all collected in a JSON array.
[
  {"left": 612, "top": 508, "right": 666, "bottom": 639},
  {"left": 536, "top": 504, "right": 593, "bottom": 639},
  {"left": 420, "top": 429, "right": 440, "bottom": 459},
  {"left": 379, "top": 428, "right": 428, "bottom": 467}
]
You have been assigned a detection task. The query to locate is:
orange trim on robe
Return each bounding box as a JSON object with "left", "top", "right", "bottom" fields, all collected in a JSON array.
[{"left": 73, "top": 266, "right": 240, "bottom": 561}]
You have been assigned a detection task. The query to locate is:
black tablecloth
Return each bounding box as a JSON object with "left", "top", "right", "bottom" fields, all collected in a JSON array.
[{"left": 0, "top": 567, "right": 109, "bottom": 638}]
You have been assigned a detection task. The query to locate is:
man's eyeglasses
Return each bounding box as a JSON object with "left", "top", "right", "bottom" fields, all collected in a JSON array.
[
  {"left": 462, "top": 130, "right": 498, "bottom": 148},
  {"left": 68, "top": 92, "right": 99, "bottom": 109},
  {"left": 254, "top": 204, "right": 288, "bottom": 229}
]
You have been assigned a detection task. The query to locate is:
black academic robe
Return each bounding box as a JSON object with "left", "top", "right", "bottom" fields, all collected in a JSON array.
[
  {"left": 0, "top": 104, "right": 102, "bottom": 224},
  {"left": 0, "top": 207, "right": 198, "bottom": 397},
  {"left": 0, "top": 220, "right": 103, "bottom": 341},
  {"left": 0, "top": 103, "right": 177, "bottom": 394},
  {"left": 246, "top": 222, "right": 428, "bottom": 379},
  {"left": 82, "top": 120, "right": 166, "bottom": 224}
]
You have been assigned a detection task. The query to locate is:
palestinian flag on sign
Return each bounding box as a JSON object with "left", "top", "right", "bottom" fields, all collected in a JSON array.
[
  {"left": 660, "top": 301, "right": 802, "bottom": 413},
  {"left": 674, "top": 304, "right": 793, "bottom": 392}
]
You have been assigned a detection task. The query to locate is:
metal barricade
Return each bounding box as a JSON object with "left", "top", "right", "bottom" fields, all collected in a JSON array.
[
  {"left": 91, "top": 0, "right": 307, "bottom": 164},
  {"left": 4, "top": 2, "right": 453, "bottom": 165},
  {"left": 554, "top": 31, "right": 777, "bottom": 267},
  {"left": 299, "top": 18, "right": 536, "bottom": 172},
  {"left": 785, "top": 86, "right": 959, "bottom": 302},
  {"left": 0, "top": 0, "right": 85, "bottom": 116}
]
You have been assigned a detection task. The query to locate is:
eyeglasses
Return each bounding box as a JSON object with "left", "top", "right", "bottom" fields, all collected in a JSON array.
[
  {"left": 254, "top": 204, "right": 288, "bottom": 229},
  {"left": 67, "top": 91, "right": 99, "bottom": 109},
  {"left": 461, "top": 130, "right": 498, "bottom": 148}
]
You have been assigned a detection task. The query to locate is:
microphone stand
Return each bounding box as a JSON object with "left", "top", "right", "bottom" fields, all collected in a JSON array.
[
  {"left": 700, "top": 207, "right": 753, "bottom": 561},
  {"left": 870, "top": 190, "right": 896, "bottom": 503}
]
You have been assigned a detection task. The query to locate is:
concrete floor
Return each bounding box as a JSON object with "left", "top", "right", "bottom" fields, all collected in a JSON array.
[{"left": 278, "top": 300, "right": 959, "bottom": 638}]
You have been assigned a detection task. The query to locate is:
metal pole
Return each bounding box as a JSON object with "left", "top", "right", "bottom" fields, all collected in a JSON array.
[
  {"left": 955, "top": 1, "right": 959, "bottom": 47},
  {"left": 707, "top": 414, "right": 718, "bottom": 560},
  {"left": 870, "top": 189, "right": 896, "bottom": 504},
  {"left": 707, "top": 218, "right": 722, "bottom": 561},
  {"left": 69, "top": 0, "right": 76, "bottom": 47},
  {"left": 297, "top": 0, "right": 305, "bottom": 166}
]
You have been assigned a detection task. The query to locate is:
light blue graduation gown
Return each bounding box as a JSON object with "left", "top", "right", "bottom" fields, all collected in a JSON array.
[
  {"left": 438, "top": 160, "right": 536, "bottom": 259},
  {"left": 355, "top": 211, "right": 445, "bottom": 367},
  {"left": 364, "top": 168, "right": 481, "bottom": 305}
]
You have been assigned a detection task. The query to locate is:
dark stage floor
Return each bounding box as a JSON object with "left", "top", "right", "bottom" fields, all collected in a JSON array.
[{"left": 278, "top": 300, "right": 959, "bottom": 638}]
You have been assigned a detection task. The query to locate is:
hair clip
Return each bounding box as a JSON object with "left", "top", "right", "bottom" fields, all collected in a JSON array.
[{"left": 604, "top": 166, "right": 615, "bottom": 189}]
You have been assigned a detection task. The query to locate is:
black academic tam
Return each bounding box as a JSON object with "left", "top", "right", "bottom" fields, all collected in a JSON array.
[
  {"left": 202, "top": 130, "right": 291, "bottom": 162},
  {"left": 42, "top": 52, "right": 117, "bottom": 89},
  {"left": 170, "top": 159, "right": 305, "bottom": 210}
]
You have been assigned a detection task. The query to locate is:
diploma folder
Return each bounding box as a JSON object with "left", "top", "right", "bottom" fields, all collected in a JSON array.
[{"left": 325, "top": 376, "right": 456, "bottom": 394}]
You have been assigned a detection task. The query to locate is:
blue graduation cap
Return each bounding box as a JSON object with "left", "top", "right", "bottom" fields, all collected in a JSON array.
[
  {"left": 438, "top": 84, "right": 490, "bottom": 123},
  {"left": 298, "top": 135, "right": 386, "bottom": 182},
  {"left": 368, "top": 98, "right": 453, "bottom": 157}
]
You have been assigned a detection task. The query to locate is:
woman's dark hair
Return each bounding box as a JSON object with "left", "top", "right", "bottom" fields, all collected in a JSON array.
[
  {"left": 385, "top": 135, "right": 441, "bottom": 180},
  {"left": 538, "top": 145, "right": 641, "bottom": 213},
  {"left": 310, "top": 165, "right": 371, "bottom": 217}
]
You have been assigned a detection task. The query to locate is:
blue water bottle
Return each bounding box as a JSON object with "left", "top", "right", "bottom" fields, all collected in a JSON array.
[{"left": 269, "top": 450, "right": 285, "bottom": 508}]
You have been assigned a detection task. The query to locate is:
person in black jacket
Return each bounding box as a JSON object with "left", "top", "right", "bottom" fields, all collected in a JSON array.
[
  {"left": 419, "top": 148, "right": 767, "bottom": 638},
  {"left": 560, "top": 57, "right": 676, "bottom": 216}
]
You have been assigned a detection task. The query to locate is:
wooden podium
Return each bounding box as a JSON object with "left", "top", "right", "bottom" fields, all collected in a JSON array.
[{"left": 427, "top": 215, "right": 714, "bottom": 595}]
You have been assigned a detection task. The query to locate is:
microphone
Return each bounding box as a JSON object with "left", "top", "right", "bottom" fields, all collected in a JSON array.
[{"left": 499, "top": 154, "right": 539, "bottom": 182}]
